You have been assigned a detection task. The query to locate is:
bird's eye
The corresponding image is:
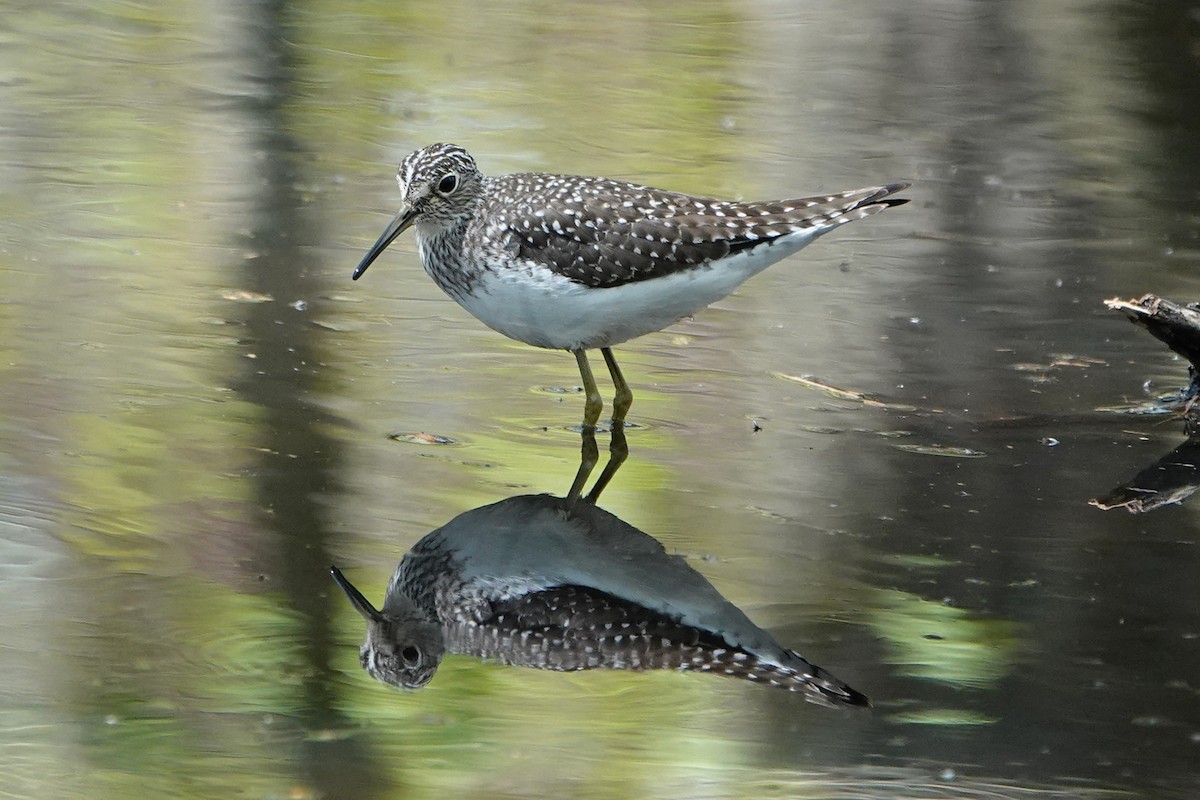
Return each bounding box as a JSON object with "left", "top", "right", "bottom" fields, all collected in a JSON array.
[
  {"left": 437, "top": 173, "right": 458, "bottom": 194},
  {"left": 400, "top": 646, "right": 420, "bottom": 665}
]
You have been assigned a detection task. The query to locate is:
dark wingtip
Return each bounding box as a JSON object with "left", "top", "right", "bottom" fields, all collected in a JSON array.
[
  {"left": 794, "top": 653, "right": 872, "bottom": 708},
  {"left": 812, "top": 677, "right": 871, "bottom": 709},
  {"left": 838, "top": 683, "right": 872, "bottom": 708},
  {"left": 870, "top": 181, "right": 912, "bottom": 208}
]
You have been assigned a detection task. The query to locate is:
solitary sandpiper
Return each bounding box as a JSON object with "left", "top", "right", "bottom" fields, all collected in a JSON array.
[
  {"left": 353, "top": 143, "right": 909, "bottom": 426},
  {"left": 331, "top": 493, "right": 868, "bottom": 707}
]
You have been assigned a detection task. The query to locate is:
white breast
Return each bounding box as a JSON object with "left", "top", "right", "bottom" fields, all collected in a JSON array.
[{"left": 447, "top": 229, "right": 825, "bottom": 351}]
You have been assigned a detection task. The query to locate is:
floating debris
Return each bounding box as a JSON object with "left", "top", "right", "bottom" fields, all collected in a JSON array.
[
  {"left": 539, "top": 385, "right": 583, "bottom": 396},
  {"left": 388, "top": 432, "right": 457, "bottom": 446},
  {"left": 773, "top": 373, "right": 931, "bottom": 413},
  {"left": 1049, "top": 353, "right": 1106, "bottom": 368},
  {"left": 310, "top": 319, "right": 355, "bottom": 332},
  {"left": 892, "top": 444, "right": 986, "bottom": 458},
  {"left": 220, "top": 289, "right": 273, "bottom": 303}
]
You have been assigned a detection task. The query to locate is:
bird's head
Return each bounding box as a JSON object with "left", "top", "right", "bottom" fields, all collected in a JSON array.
[
  {"left": 352, "top": 142, "right": 482, "bottom": 280},
  {"left": 330, "top": 565, "right": 444, "bottom": 689}
]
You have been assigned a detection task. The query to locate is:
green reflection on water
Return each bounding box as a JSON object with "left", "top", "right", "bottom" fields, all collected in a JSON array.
[
  {"left": 866, "top": 588, "right": 1019, "bottom": 689},
  {"left": 887, "top": 708, "right": 999, "bottom": 726},
  {"left": 11, "top": 576, "right": 310, "bottom": 799},
  {"left": 330, "top": 651, "right": 764, "bottom": 800},
  {"left": 287, "top": 1, "right": 746, "bottom": 190},
  {"left": 53, "top": 388, "right": 261, "bottom": 576}
]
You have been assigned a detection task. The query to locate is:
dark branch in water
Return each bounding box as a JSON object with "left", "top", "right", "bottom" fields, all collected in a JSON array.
[
  {"left": 1105, "top": 294, "right": 1200, "bottom": 434},
  {"left": 1094, "top": 295, "right": 1200, "bottom": 513}
]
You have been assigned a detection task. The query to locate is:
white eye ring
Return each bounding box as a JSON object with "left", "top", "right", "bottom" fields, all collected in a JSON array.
[{"left": 437, "top": 173, "right": 458, "bottom": 194}]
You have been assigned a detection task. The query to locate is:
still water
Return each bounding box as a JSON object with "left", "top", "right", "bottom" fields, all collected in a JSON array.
[{"left": 1, "top": 0, "right": 1198, "bottom": 797}]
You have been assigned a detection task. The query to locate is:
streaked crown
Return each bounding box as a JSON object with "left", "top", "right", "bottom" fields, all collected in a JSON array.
[{"left": 396, "top": 142, "right": 483, "bottom": 228}]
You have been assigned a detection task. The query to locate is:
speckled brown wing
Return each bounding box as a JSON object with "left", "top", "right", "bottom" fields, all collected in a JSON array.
[{"left": 488, "top": 174, "right": 909, "bottom": 289}]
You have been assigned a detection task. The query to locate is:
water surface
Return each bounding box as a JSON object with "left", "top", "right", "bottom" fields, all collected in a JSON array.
[{"left": 1, "top": 1, "right": 1198, "bottom": 798}]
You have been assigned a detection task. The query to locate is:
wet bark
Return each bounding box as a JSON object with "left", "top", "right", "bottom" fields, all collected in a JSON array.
[
  {"left": 1094, "top": 295, "right": 1200, "bottom": 512},
  {"left": 1105, "top": 294, "right": 1200, "bottom": 432}
]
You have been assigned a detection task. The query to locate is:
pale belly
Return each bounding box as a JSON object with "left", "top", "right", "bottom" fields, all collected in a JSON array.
[{"left": 444, "top": 233, "right": 822, "bottom": 351}]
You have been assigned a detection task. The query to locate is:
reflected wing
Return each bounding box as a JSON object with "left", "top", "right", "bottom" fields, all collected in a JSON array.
[
  {"left": 446, "top": 584, "right": 729, "bottom": 669},
  {"left": 444, "top": 585, "right": 867, "bottom": 706}
]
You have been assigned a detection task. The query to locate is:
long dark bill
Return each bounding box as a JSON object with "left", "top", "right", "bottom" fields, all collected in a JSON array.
[
  {"left": 352, "top": 205, "right": 415, "bottom": 280},
  {"left": 329, "top": 565, "right": 385, "bottom": 623}
]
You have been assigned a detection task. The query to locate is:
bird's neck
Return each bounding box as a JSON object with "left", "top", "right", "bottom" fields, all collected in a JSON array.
[{"left": 417, "top": 216, "right": 480, "bottom": 301}]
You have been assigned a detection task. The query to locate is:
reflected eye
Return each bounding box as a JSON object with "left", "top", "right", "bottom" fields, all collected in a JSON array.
[
  {"left": 401, "top": 645, "right": 420, "bottom": 665},
  {"left": 437, "top": 173, "right": 458, "bottom": 194}
]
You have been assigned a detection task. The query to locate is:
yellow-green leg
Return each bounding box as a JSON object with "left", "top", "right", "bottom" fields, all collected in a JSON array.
[
  {"left": 574, "top": 349, "right": 604, "bottom": 429},
  {"left": 566, "top": 424, "right": 599, "bottom": 510},
  {"left": 601, "top": 347, "right": 633, "bottom": 424},
  {"left": 584, "top": 420, "right": 628, "bottom": 505}
]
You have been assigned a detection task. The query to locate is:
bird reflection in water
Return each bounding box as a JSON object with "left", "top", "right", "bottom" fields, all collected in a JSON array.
[{"left": 332, "top": 429, "right": 868, "bottom": 708}]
